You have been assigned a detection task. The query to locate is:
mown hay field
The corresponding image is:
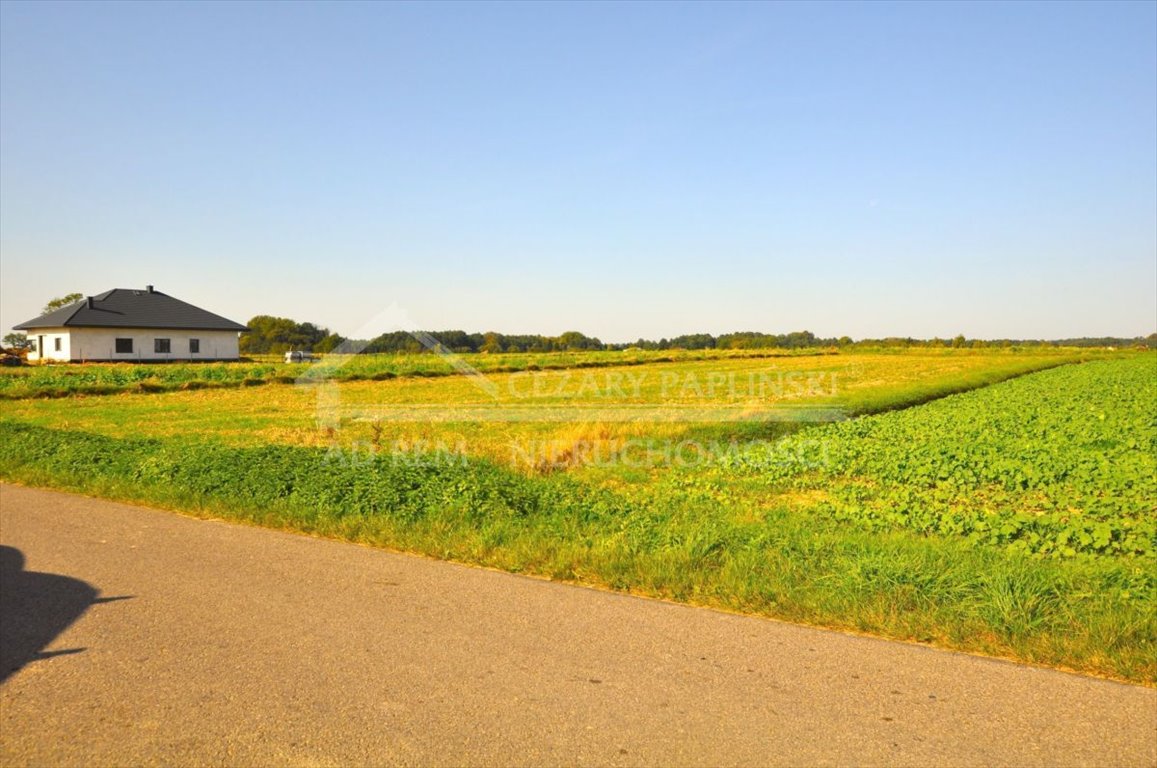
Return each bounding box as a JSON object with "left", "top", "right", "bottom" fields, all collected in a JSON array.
[{"left": 0, "top": 350, "right": 1084, "bottom": 466}]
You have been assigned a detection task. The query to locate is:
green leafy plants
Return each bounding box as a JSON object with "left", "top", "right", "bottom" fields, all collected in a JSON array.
[{"left": 722, "top": 357, "right": 1157, "bottom": 559}]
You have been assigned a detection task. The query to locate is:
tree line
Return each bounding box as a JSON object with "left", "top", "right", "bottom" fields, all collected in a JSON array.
[
  {"left": 239, "top": 316, "right": 345, "bottom": 355},
  {"left": 239, "top": 316, "right": 1157, "bottom": 356},
  {"left": 6, "top": 295, "right": 1155, "bottom": 354}
]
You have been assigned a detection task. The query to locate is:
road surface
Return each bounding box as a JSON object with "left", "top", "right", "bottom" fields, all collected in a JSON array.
[{"left": 1, "top": 483, "right": 1154, "bottom": 766}]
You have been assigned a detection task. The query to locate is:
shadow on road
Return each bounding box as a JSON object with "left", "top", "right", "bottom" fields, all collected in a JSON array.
[{"left": 0, "top": 545, "right": 131, "bottom": 684}]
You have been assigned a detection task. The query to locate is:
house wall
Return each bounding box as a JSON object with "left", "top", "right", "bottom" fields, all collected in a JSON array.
[
  {"left": 28, "top": 328, "right": 241, "bottom": 362},
  {"left": 27, "top": 328, "right": 71, "bottom": 362}
]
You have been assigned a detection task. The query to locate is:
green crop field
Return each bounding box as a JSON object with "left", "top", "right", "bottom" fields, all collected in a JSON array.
[
  {"left": 0, "top": 348, "right": 1153, "bottom": 682},
  {"left": 722, "top": 356, "right": 1157, "bottom": 558}
]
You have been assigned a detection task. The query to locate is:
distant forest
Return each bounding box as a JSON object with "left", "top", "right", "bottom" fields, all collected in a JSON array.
[{"left": 239, "top": 315, "right": 1157, "bottom": 355}]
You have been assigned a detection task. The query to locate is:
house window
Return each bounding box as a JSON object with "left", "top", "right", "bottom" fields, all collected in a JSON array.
[
  {"left": 115, "top": 338, "right": 133, "bottom": 354},
  {"left": 154, "top": 338, "right": 171, "bottom": 354},
  {"left": 189, "top": 338, "right": 200, "bottom": 354},
  {"left": 54, "top": 337, "right": 62, "bottom": 352}
]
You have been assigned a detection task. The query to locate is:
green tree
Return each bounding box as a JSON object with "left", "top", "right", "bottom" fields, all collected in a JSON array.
[
  {"left": 42, "top": 293, "right": 84, "bottom": 314},
  {"left": 480, "top": 332, "right": 504, "bottom": 354},
  {"left": 313, "top": 333, "right": 346, "bottom": 354},
  {"left": 557, "top": 331, "right": 602, "bottom": 351},
  {"left": 240, "top": 315, "right": 333, "bottom": 354},
  {"left": 2, "top": 332, "right": 29, "bottom": 349}
]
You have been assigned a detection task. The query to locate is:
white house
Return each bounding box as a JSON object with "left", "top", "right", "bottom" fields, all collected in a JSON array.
[{"left": 14, "top": 286, "right": 249, "bottom": 362}]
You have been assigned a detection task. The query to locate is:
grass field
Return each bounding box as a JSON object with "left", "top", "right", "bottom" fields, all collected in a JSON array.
[
  {"left": 0, "top": 347, "right": 835, "bottom": 399},
  {"left": 0, "top": 349, "right": 1086, "bottom": 467},
  {"left": 1, "top": 348, "right": 1153, "bottom": 682}
]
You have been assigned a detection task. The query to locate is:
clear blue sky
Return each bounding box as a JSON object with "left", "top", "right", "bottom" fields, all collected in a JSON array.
[{"left": 2, "top": 1, "right": 1154, "bottom": 342}]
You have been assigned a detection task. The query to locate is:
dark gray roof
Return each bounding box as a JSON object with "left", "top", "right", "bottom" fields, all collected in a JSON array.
[{"left": 14, "top": 288, "right": 249, "bottom": 332}]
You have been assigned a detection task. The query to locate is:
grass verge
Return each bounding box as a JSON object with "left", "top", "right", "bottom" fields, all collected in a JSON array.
[{"left": 2, "top": 420, "right": 1152, "bottom": 684}]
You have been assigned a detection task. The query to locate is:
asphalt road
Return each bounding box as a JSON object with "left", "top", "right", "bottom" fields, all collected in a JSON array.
[{"left": 1, "top": 483, "right": 1154, "bottom": 767}]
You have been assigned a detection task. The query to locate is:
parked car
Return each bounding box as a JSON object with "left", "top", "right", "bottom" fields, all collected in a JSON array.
[{"left": 284, "top": 350, "right": 316, "bottom": 363}]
